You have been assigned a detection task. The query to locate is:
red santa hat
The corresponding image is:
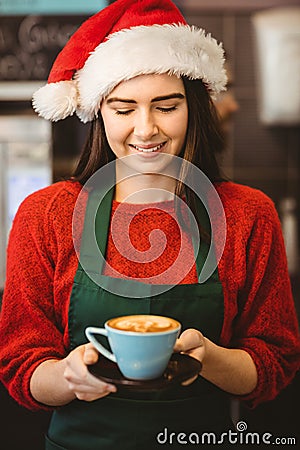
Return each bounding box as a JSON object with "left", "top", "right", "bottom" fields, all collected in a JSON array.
[{"left": 32, "top": 0, "right": 227, "bottom": 123}]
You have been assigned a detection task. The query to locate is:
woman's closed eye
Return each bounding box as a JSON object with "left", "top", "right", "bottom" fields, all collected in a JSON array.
[
  {"left": 115, "top": 109, "right": 134, "bottom": 115},
  {"left": 157, "top": 106, "right": 177, "bottom": 113},
  {"left": 115, "top": 106, "right": 177, "bottom": 115}
]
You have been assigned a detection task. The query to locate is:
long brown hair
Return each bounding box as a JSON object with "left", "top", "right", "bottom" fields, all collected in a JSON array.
[{"left": 174, "top": 78, "right": 225, "bottom": 231}]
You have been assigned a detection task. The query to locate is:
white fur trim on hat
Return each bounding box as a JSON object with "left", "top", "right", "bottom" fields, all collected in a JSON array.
[
  {"left": 33, "top": 24, "right": 227, "bottom": 123},
  {"left": 32, "top": 80, "right": 78, "bottom": 122}
]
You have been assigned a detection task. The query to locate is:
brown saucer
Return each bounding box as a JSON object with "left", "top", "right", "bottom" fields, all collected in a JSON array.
[{"left": 88, "top": 353, "right": 202, "bottom": 392}]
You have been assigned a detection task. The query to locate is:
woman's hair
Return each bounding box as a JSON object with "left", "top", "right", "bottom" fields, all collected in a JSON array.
[
  {"left": 72, "top": 77, "right": 225, "bottom": 235},
  {"left": 174, "top": 78, "right": 225, "bottom": 232}
]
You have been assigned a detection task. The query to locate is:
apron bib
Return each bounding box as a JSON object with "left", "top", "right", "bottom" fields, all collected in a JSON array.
[{"left": 46, "top": 186, "right": 231, "bottom": 450}]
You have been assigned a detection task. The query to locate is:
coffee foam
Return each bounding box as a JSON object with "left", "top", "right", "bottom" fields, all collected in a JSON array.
[{"left": 108, "top": 315, "right": 179, "bottom": 333}]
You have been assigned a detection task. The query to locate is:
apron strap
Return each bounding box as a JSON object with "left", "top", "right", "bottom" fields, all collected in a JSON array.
[{"left": 78, "top": 186, "right": 114, "bottom": 275}]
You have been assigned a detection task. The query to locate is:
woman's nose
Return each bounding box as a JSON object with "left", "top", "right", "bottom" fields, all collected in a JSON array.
[{"left": 133, "top": 111, "right": 158, "bottom": 140}]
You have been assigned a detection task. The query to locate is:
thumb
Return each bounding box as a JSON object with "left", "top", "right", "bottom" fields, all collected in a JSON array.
[{"left": 83, "top": 343, "right": 99, "bottom": 365}]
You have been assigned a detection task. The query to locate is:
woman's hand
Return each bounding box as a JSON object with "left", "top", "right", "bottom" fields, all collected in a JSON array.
[
  {"left": 30, "top": 344, "right": 117, "bottom": 407},
  {"left": 174, "top": 328, "right": 258, "bottom": 395},
  {"left": 173, "top": 328, "right": 205, "bottom": 385},
  {"left": 64, "top": 343, "right": 117, "bottom": 402},
  {"left": 174, "top": 328, "right": 205, "bottom": 361}
]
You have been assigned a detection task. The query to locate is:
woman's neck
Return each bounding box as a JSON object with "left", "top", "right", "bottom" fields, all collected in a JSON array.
[{"left": 114, "top": 173, "right": 176, "bottom": 203}]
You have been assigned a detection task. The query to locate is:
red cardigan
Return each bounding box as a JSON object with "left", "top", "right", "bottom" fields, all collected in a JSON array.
[{"left": 0, "top": 180, "right": 299, "bottom": 411}]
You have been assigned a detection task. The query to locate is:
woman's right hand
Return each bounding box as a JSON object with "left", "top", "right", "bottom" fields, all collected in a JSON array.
[
  {"left": 63, "top": 343, "right": 117, "bottom": 402},
  {"left": 30, "top": 344, "right": 117, "bottom": 407}
]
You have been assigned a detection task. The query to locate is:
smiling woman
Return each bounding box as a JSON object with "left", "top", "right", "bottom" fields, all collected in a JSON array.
[{"left": 0, "top": 1, "right": 299, "bottom": 450}]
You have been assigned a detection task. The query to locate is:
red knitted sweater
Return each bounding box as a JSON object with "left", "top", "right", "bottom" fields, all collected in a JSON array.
[{"left": 0, "top": 180, "right": 299, "bottom": 411}]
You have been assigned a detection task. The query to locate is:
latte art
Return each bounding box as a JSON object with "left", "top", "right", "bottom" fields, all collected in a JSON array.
[{"left": 108, "top": 315, "right": 179, "bottom": 333}]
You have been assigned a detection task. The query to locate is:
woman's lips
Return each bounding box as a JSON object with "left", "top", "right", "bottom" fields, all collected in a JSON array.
[{"left": 129, "top": 142, "right": 166, "bottom": 153}]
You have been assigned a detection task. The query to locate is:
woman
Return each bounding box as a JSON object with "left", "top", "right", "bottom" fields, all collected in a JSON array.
[{"left": 0, "top": 1, "right": 299, "bottom": 449}]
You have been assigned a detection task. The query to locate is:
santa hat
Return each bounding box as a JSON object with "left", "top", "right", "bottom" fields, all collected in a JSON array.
[{"left": 32, "top": 0, "right": 227, "bottom": 123}]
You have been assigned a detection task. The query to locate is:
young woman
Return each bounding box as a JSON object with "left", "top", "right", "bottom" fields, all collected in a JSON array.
[{"left": 1, "top": 1, "right": 299, "bottom": 449}]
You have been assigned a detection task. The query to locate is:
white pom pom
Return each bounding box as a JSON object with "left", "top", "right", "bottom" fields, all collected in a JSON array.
[{"left": 32, "top": 81, "right": 78, "bottom": 122}]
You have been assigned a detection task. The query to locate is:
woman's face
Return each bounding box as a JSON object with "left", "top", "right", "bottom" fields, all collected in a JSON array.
[{"left": 100, "top": 73, "right": 188, "bottom": 172}]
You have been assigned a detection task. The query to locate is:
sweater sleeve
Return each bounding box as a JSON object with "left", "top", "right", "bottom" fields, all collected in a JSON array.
[
  {"left": 229, "top": 197, "right": 300, "bottom": 408},
  {"left": 0, "top": 186, "right": 73, "bottom": 411}
]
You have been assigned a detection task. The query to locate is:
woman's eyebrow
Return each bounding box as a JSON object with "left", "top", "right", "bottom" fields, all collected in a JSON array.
[
  {"left": 151, "top": 93, "right": 185, "bottom": 102},
  {"left": 106, "top": 97, "right": 136, "bottom": 104},
  {"left": 106, "top": 93, "right": 185, "bottom": 105}
]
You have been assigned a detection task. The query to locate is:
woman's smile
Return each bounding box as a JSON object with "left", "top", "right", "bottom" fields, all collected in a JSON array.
[{"left": 129, "top": 141, "right": 167, "bottom": 153}]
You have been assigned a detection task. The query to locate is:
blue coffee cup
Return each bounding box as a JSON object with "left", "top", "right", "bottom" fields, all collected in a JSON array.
[{"left": 85, "top": 314, "right": 181, "bottom": 380}]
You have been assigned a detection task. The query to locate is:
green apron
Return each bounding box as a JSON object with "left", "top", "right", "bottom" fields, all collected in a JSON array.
[{"left": 45, "top": 186, "right": 232, "bottom": 450}]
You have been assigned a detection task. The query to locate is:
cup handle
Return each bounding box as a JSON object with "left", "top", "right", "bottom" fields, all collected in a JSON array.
[{"left": 85, "top": 327, "right": 117, "bottom": 363}]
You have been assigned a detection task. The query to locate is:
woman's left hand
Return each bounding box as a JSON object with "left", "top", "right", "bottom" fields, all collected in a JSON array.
[
  {"left": 174, "top": 329, "right": 258, "bottom": 395},
  {"left": 173, "top": 328, "right": 205, "bottom": 385}
]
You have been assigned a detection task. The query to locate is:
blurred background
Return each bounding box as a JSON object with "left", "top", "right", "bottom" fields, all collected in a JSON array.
[{"left": 0, "top": 0, "right": 299, "bottom": 447}]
